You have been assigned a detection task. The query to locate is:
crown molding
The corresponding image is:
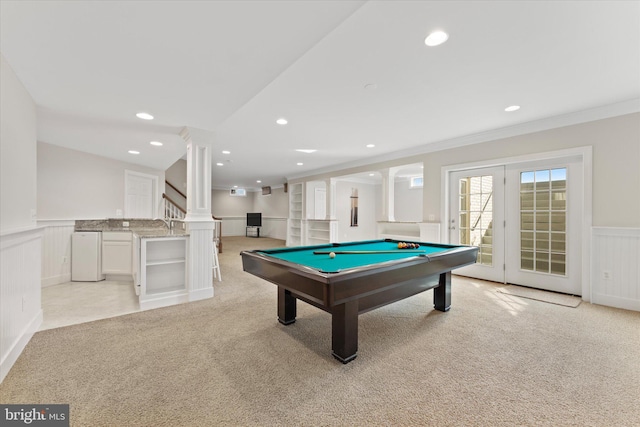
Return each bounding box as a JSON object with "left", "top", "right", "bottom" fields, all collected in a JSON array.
[{"left": 287, "top": 99, "right": 640, "bottom": 181}]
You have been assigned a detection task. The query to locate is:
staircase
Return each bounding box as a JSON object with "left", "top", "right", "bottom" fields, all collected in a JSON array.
[{"left": 164, "top": 180, "right": 223, "bottom": 252}]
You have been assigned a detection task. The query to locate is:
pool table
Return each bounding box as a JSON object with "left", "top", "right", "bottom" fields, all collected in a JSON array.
[{"left": 241, "top": 239, "right": 478, "bottom": 363}]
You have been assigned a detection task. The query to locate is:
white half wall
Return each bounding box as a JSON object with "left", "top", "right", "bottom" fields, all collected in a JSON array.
[
  {"left": 1, "top": 228, "right": 43, "bottom": 383},
  {"left": 39, "top": 220, "right": 75, "bottom": 287}
]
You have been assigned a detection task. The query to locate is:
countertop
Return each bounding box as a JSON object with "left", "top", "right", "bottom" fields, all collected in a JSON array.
[
  {"left": 74, "top": 219, "right": 189, "bottom": 238},
  {"left": 133, "top": 228, "right": 189, "bottom": 238}
]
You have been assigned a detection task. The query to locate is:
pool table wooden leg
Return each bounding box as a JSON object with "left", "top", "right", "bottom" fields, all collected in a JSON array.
[
  {"left": 434, "top": 271, "right": 451, "bottom": 312},
  {"left": 278, "top": 287, "right": 297, "bottom": 325},
  {"left": 332, "top": 300, "right": 359, "bottom": 363}
]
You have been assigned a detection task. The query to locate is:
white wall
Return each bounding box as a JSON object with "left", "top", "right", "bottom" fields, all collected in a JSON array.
[
  {"left": 0, "top": 54, "right": 42, "bottom": 383},
  {"left": 336, "top": 181, "right": 378, "bottom": 242},
  {"left": 211, "top": 189, "right": 254, "bottom": 218},
  {"left": 37, "top": 142, "right": 165, "bottom": 220},
  {"left": 252, "top": 187, "right": 288, "bottom": 218},
  {"left": 422, "top": 113, "right": 640, "bottom": 227},
  {"left": 211, "top": 188, "right": 287, "bottom": 239},
  {"left": 1, "top": 55, "right": 37, "bottom": 231},
  {"left": 394, "top": 178, "right": 423, "bottom": 222}
]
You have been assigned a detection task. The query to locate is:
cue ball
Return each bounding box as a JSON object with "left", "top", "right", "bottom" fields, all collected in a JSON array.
[{"left": 329, "top": 252, "right": 336, "bottom": 258}]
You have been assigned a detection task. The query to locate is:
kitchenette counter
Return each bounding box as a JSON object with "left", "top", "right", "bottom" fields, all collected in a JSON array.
[
  {"left": 74, "top": 218, "right": 192, "bottom": 311},
  {"left": 74, "top": 218, "right": 188, "bottom": 238}
]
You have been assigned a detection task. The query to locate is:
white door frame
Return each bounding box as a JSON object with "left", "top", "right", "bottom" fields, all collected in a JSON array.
[
  {"left": 124, "top": 170, "right": 159, "bottom": 219},
  {"left": 441, "top": 146, "right": 593, "bottom": 301}
]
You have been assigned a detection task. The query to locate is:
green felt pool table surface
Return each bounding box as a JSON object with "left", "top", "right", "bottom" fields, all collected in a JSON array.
[{"left": 255, "top": 240, "right": 454, "bottom": 273}]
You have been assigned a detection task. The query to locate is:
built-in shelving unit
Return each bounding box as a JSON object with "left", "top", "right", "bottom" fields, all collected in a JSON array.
[
  {"left": 307, "top": 220, "right": 331, "bottom": 244},
  {"left": 287, "top": 183, "right": 304, "bottom": 246},
  {"left": 139, "top": 236, "right": 188, "bottom": 308}
]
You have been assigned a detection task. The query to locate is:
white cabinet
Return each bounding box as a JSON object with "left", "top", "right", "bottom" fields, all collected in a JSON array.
[
  {"left": 139, "top": 236, "right": 188, "bottom": 310},
  {"left": 102, "top": 232, "right": 132, "bottom": 275}
]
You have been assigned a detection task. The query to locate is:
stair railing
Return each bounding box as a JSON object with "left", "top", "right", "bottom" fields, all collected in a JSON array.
[{"left": 164, "top": 180, "right": 223, "bottom": 252}]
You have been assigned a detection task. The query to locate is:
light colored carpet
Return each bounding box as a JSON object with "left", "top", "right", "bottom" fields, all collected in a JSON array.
[
  {"left": 497, "top": 285, "right": 582, "bottom": 307},
  {"left": 1, "top": 237, "right": 639, "bottom": 426}
]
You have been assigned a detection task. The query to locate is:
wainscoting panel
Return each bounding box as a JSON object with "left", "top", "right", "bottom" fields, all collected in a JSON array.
[
  {"left": 39, "top": 220, "right": 75, "bottom": 287},
  {"left": 591, "top": 227, "right": 640, "bottom": 311},
  {"left": 1, "top": 227, "right": 44, "bottom": 383}
]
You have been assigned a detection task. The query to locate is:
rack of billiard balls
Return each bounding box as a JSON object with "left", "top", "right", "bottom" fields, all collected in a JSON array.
[{"left": 397, "top": 242, "right": 420, "bottom": 249}]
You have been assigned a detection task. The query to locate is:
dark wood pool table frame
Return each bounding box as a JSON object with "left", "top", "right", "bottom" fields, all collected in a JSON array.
[{"left": 241, "top": 239, "right": 478, "bottom": 363}]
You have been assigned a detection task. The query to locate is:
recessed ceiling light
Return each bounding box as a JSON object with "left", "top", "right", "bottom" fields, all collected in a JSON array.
[
  {"left": 296, "top": 149, "right": 317, "bottom": 154},
  {"left": 425, "top": 30, "right": 449, "bottom": 47},
  {"left": 216, "top": 163, "right": 223, "bottom": 166},
  {"left": 276, "top": 118, "right": 288, "bottom": 125},
  {"left": 233, "top": 185, "right": 238, "bottom": 188},
  {"left": 505, "top": 105, "right": 521, "bottom": 112},
  {"left": 136, "top": 112, "right": 154, "bottom": 120},
  {"left": 369, "top": 173, "right": 375, "bottom": 176},
  {"left": 297, "top": 163, "right": 303, "bottom": 166},
  {"left": 222, "top": 150, "right": 231, "bottom": 154},
  {"left": 149, "top": 141, "right": 163, "bottom": 146},
  {"left": 128, "top": 150, "right": 140, "bottom": 155},
  {"left": 366, "top": 144, "right": 375, "bottom": 148},
  {"left": 256, "top": 180, "right": 262, "bottom": 183}
]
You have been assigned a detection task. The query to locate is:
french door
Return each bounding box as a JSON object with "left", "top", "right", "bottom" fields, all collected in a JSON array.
[
  {"left": 448, "top": 157, "right": 582, "bottom": 295},
  {"left": 449, "top": 166, "right": 505, "bottom": 283},
  {"left": 504, "top": 158, "right": 582, "bottom": 294}
]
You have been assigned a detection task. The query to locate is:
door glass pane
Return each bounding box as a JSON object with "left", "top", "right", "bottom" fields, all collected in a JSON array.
[
  {"left": 458, "top": 175, "right": 493, "bottom": 266},
  {"left": 520, "top": 168, "right": 567, "bottom": 276}
]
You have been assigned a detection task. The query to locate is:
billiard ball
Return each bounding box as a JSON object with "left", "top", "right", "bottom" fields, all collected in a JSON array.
[{"left": 329, "top": 252, "right": 336, "bottom": 258}]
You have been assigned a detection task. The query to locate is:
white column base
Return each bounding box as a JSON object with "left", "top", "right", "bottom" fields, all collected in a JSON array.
[{"left": 186, "top": 221, "right": 215, "bottom": 299}]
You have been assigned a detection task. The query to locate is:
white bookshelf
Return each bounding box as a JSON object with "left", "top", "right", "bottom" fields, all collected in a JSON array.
[
  {"left": 287, "top": 183, "right": 304, "bottom": 246},
  {"left": 307, "top": 220, "right": 330, "bottom": 244},
  {"left": 140, "top": 236, "right": 188, "bottom": 308}
]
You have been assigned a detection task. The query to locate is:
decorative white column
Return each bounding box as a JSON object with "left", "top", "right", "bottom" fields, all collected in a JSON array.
[
  {"left": 180, "top": 126, "right": 215, "bottom": 301},
  {"left": 324, "top": 178, "right": 337, "bottom": 220},
  {"left": 323, "top": 178, "right": 338, "bottom": 242},
  {"left": 379, "top": 168, "right": 397, "bottom": 222}
]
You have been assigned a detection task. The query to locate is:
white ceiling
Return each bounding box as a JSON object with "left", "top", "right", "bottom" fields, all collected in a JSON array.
[{"left": 2, "top": 1, "right": 639, "bottom": 191}]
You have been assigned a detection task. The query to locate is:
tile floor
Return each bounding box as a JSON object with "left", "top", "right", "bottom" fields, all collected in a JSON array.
[{"left": 40, "top": 280, "right": 140, "bottom": 331}]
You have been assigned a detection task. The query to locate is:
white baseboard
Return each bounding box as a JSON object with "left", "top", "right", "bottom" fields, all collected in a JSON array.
[
  {"left": 189, "top": 287, "right": 214, "bottom": 302},
  {"left": 139, "top": 291, "right": 189, "bottom": 311},
  {"left": 1, "top": 309, "right": 42, "bottom": 383},
  {"left": 42, "top": 273, "right": 71, "bottom": 287},
  {"left": 592, "top": 293, "right": 640, "bottom": 312}
]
